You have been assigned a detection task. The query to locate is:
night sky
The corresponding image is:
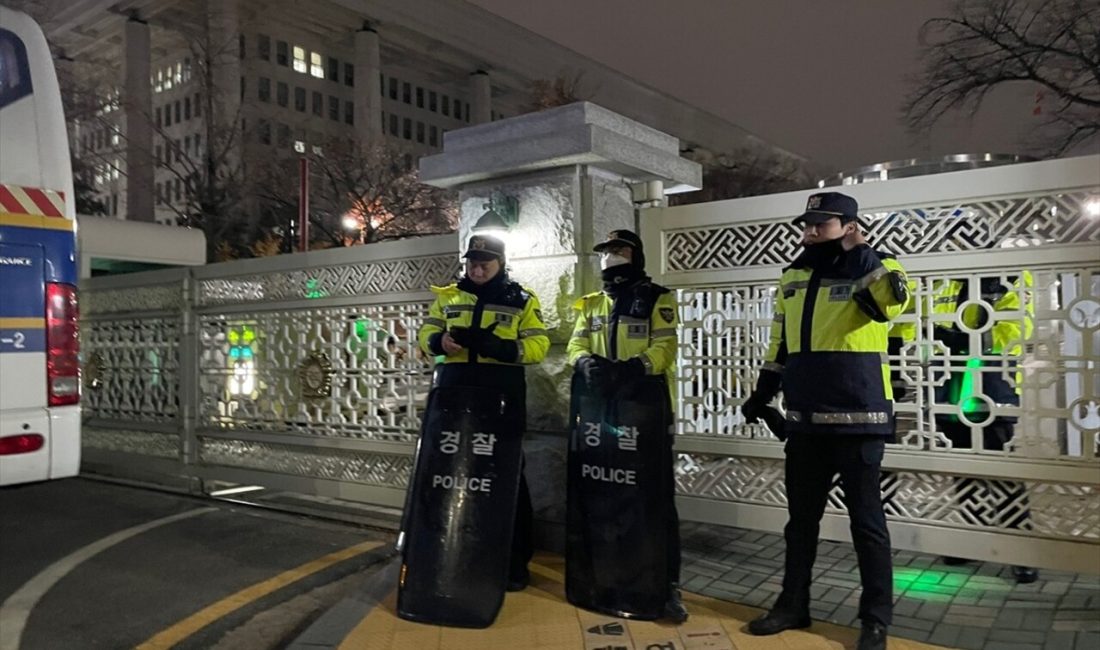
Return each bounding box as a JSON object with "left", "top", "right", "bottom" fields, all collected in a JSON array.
[{"left": 469, "top": 0, "right": 1046, "bottom": 172}]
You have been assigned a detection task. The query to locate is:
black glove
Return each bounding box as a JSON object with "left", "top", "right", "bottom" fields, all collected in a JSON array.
[
  {"left": 758, "top": 405, "right": 787, "bottom": 441},
  {"left": 447, "top": 326, "right": 473, "bottom": 348},
  {"left": 575, "top": 355, "right": 611, "bottom": 392},
  {"left": 933, "top": 325, "right": 968, "bottom": 353},
  {"left": 471, "top": 322, "right": 518, "bottom": 362},
  {"left": 742, "top": 393, "right": 769, "bottom": 424}
]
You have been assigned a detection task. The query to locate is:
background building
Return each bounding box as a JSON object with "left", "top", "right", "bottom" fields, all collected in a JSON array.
[{"left": 33, "top": 0, "right": 809, "bottom": 234}]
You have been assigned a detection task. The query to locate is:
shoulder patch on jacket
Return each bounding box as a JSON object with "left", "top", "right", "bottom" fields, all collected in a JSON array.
[{"left": 659, "top": 306, "right": 676, "bottom": 323}]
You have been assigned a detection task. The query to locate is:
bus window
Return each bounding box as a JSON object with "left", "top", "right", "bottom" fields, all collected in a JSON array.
[{"left": 0, "top": 27, "right": 32, "bottom": 108}]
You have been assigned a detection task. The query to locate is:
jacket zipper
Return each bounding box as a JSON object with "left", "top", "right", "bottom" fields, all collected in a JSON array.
[{"left": 800, "top": 271, "right": 821, "bottom": 353}]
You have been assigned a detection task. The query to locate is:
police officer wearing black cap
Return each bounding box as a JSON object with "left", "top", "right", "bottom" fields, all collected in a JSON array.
[
  {"left": 418, "top": 233, "right": 550, "bottom": 591},
  {"left": 567, "top": 229, "right": 687, "bottom": 622},
  {"left": 742, "top": 192, "right": 910, "bottom": 650}
]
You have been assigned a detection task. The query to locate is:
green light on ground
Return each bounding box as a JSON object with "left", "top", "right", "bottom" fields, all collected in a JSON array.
[{"left": 957, "top": 357, "right": 984, "bottom": 414}]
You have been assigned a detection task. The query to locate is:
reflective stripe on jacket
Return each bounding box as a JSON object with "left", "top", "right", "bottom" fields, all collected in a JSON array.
[
  {"left": 763, "top": 244, "right": 909, "bottom": 435},
  {"left": 417, "top": 282, "right": 550, "bottom": 365}
]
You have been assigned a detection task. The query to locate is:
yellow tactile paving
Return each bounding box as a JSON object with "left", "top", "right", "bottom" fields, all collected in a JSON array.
[{"left": 340, "top": 552, "right": 948, "bottom": 650}]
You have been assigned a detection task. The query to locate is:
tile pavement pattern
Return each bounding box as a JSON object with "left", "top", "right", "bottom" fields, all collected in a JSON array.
[{"left": 679, "top": 522, "right": 1100, "bottom": 650}]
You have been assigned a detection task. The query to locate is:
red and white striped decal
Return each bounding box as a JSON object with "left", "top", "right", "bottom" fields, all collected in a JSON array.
[{"left": 0, "top": 184, "right": 66, "bottom": 218}]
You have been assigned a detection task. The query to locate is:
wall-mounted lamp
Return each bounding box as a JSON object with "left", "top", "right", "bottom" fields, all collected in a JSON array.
[{"left": 473, "top": 192, "right": 519, "bottom": 233}]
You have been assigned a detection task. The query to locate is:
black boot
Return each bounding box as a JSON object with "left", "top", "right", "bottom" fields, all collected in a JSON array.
[
  {"left": 857, "top": 622, "right": 887, "bottom": 650},
  {"left": 1012, "top": 566, "right": 1039, "bottom": 584},
  {"left": 662, "top": 585, "right": 688, "bottom": 623},
  {"left": 507, "top": 567, "right": 529, "bottom": 592},
  {"left": 746, "top": 609, "right": 811, "bottom": 635}
]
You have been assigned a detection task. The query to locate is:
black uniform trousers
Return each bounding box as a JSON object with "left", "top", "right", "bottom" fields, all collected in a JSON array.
[
  {"left": 775, "top": 433, "right": 893, "bottom": 627},
  {"left": 435, "top": 363, "right": 534, "bottom": 581}
]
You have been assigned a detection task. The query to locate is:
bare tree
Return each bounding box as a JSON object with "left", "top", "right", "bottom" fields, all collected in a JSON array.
[
  {"left": 670, "top": 148, "right": 815, "bottom": 206},
  {"left": 523, "top": 69, "right": 592, "bottom": 112},
  {"left": 255, "top": 138, "right": 458, "bottom": 250},
  {"left": 904, "top": 0, "right": 1100, "bottom": 156}
]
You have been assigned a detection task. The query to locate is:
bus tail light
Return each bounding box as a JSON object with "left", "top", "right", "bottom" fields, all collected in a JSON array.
[
  {"left": 46, "top": 282, "right": 80, "bottom": 406},
  {"left": 0, "top": 434, "right": 45, "bottom": 456}
]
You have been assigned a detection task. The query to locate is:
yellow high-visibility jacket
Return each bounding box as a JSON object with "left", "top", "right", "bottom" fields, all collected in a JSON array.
[
  {"left": 931, "top": 272, "right": 1034, "bottom": 406},
  {"left": 417, "top": 281, "right": 549, "bottom": 366},
  {"left": 763, "top": 244, "right": 909, "bottom": 434},
  {"left": 567, "top": 282, "right": 678, "bottom": 399}
]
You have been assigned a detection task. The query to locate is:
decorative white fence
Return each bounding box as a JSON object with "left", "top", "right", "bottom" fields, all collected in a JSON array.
[
  {"left": 81, "top": 235, "right": 459, "bottom": 507},
  {"left": 643, "top": 155, "right": 1100, "bottom": 572}
]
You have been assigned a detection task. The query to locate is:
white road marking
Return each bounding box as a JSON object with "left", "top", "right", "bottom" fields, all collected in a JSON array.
[{"left": 0, "top": 507, "right": 216, "bottom": 650}]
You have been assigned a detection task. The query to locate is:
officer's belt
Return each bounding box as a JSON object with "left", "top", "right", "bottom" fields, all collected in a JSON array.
[{"left": 785, "top": 410, "right": 891, "bottom": 425}]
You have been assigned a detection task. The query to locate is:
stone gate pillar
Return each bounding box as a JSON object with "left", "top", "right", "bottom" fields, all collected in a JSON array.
[{"left": 419, "top": 102, "right": 701, "bottom": 549}]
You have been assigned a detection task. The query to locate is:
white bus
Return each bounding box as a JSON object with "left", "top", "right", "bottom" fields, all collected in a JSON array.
[{"left": 0, "top": 5, "right": 80, "bottom": 485}]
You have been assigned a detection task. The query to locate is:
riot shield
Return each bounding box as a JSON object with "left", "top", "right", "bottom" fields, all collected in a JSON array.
[
  {"left": 397, "top": 385, "right": 524, "bottom": 628},
  {"left": 566, "top": 373, "right": 672, "bottom": 619}
]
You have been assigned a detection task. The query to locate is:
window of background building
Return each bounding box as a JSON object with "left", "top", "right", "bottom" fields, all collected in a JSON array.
[
  {"left": 310, "top": 52, "right": 323, "bottom": 78},
  {"left": 429, "top": 125, "right": 438, "bottom": 147},
  {"left": 240, "top": 76, "right": 245, "bottom": 99},
  {"left": 442, "top": 95, "right": 449, "bottom": 116},
  {"left": 195, "top": 134, "right": 201, "bottom": 152},
  {"left": 344, "top": 62, "right": 354, "bottom": 87},
  {"left": 293, "top": 46, "right": 307, "bottom": 73},
  {"left": 379, "top": 73, "right": 385, "bottom": 94},
  {"left": 429, "top": 91, "right": 437, "bottom": 112},
  {"left": 389, "top": 113, "right": 398, "bottom": 136},
  {"left": 276, "top": 41, "right": 289, "bottom": 66},
  {"left": 312, "top": 91, "right": 323, "bottom": 116},
  {"left": 154, "top": 69, "right": 163, "bottom": 93},
  {"left": 277, "top": 81, "right": 288, "bottom": 107},
  {"left": 344, "top": 101, "right": 354, "bottom": 125},
  {"left": 183, "top": 59, "right": 192, "bottom": 83},
  {"left": 329, "top": 95, "right": 339, "bottom": 121},
  {"left": 402, "top": 82, "right": 411, "bottom": 104},
  {"left": 174, "top": 179, "right": 181, "bottom": 203},
  {"left": 156, "top": 183, "right": 163, "bottom": 205},
  {"left": 259, "top": 77, "right": 270, "bottom": 102},
  {"left": 174, "top": 139, "right": 182, "bottom": 162},
  {"left": 402, "top": 117, "right": 411, "bottom": 140},
  {"left": 239, "top": 34, "right": 245, "bottom": 59},
  {"left": 111, "top": 193, "right": 118, "bottom": 215},
  {"left": 155, "top": 107, "right": 162, "bottom": 127},
  {"left": 416, "top": 87, "right": 424, "bottom": 108},
  {"left": 165, "top": 105, "right": 172, "bottom": 126},
  {"left": 184, "top": 96, "right": 191, "bottom": 120},
  {"left": 328, "top": 57, "right": 339, "bottom": 82},
  {"left": 175, "top": 62, "right": 182, "bottom": 85},
  {"left": 388, "top": 77, "right": 397, "bottom": 100},
  {"left": 258, "top": 119, "right": 271, "bottom": 145},
  {"left": 295, "top": 87, "right": 306, "bottom": 111},
  {"left": 258, "top": 34, "right": 270, "bottom": 61},
  {"left": 194, "top": 93, "right": 202, "bottom": 116},
  {"left": 277, "top": 123, "right": 290, "bottom": 147},
  {"left": 155, "top": 144, "right": 162, "bottom": 164},
  {"left": 184, "top": 135, "right": 191, "bottom": 155},
  {"left": 174, "top": 100, "right": 181, "bottom": 123},
  {"left": 416, "top": 121, "right": 424, "bottom": 143}
]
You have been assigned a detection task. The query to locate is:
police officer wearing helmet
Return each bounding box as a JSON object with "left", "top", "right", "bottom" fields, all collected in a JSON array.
[
  {"left": 566, "top": 229, "right": 687, "bottom": 623},
  {"left": 417, "top": 234, "right": 550, "bottom": 591},
  {"left": 742, "top": 192, "right": 909, "bottom": 650}
]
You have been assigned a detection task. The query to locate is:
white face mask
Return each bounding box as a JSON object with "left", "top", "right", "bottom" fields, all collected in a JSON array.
[{"left": 600, "top": 253, "right": 631, "bottom": 270}]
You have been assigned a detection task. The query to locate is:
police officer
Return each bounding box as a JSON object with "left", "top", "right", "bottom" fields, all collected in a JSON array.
[
  {"left": 931, "top": 272, "right": 1037, "bottom": 582},
  {"left": 566, "top": 229, "right": 687, "bottom": 623},
  {"left": 417, "top": 234, "right": 550, "bottom": 591},
  {"left": 742, "top": 192, "right": 909, "bottom": 650}
]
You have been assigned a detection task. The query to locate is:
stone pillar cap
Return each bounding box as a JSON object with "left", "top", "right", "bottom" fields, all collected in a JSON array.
[{"left": 420, "top": 102, "right": 701, "bottom": 191}]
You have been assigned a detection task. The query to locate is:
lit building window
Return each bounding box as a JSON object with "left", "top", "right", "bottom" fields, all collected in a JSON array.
[
  {"left": 310, "top": 52, "right": 323, "bottom": 78},
  {"left": 164, "top": 66, "right": 173, "bottom": 91},
  {"left": 175, "top": 62, "right": 183, "bottom": 84},
  {"left": 156, "top": 69, "right": 164, "bottom": 92},
  {"left": 293, "top": 46, "right": 307, "bottom": 73}
]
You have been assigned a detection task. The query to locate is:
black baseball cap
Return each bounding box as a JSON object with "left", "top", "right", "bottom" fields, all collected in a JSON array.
[
  {"left": 463, "top": 234, "right": 505, "bottom": 261},
  {"left": 593, "top": 229, "right": 643, "bottom": 253},
  {"left": 793, "top": 192, "right": 859, "bottom": 225}
]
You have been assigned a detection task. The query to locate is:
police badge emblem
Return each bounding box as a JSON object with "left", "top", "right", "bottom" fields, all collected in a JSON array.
[{"left": 659, "top": 307, "right": 675, "bottom": 323}]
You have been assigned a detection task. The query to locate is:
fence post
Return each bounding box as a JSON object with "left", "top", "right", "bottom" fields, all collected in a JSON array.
[{"left": 178, "top": 270, "right": 201, "bottom": 492}]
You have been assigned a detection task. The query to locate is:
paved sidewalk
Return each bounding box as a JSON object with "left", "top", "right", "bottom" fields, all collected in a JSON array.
[{"left": 678, "top": 522, "right": 1100, "bottom": 650}]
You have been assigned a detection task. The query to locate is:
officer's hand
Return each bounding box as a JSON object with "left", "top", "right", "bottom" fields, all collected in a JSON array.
[
  {"left": 841, "top": 223, "right": 867, "bottom": 251},
  {"left": 742, "top": 393, "right": 768, "bottom": 424},
  {"left": 576, "top": 355, "right": 610, "bottom": 391},
  {"left": 448, "top": 326, "right": 473, "bottom": 348},
  {"left": 441, "top": 332, "right": 463, "bottom": 355},
  {"left": 473, "top": 322, "right": 518, "bottom": 362}
]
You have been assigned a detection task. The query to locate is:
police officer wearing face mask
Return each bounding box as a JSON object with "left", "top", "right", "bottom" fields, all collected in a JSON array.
[
  {"left": 417, "top": 234, "right": 550, "bottom": 592},
  {"left": 566, "top": 229, "right": 686, "bottom": 623},
  {"left": 742, "top": 193, "right": 909, "bottom": 650}
]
